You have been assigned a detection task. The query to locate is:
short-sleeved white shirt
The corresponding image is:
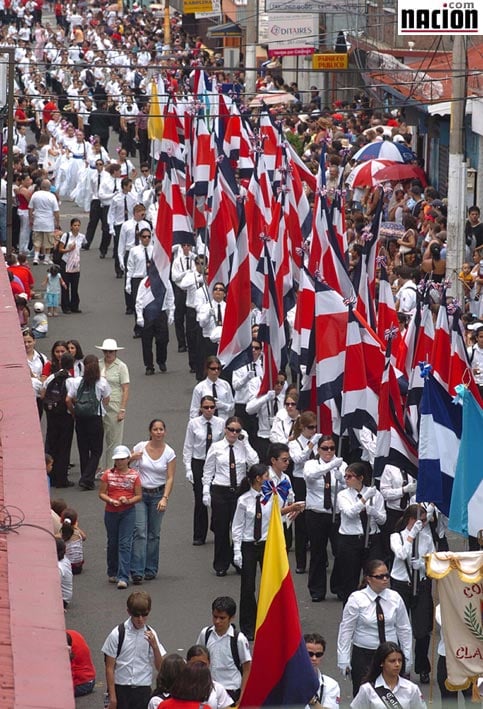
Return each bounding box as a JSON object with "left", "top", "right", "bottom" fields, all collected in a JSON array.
[
  {"left": 101, "top": 618, "right": 166, "bottom": 686},
  {"left": 196, "top": 625, "right": 251, "bottom": 691},
  {"left": 132, "top": 442, "right": 176, "bottom": 488}
]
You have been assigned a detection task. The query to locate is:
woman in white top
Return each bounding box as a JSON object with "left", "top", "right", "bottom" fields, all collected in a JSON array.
[
  {"left": 183, "top": 395, "right": 225, "bottom": 545},
  {"left": 58, "top": 217, "right": 86, "bottom": 314},
  {"left": 189, "top": 356, "right": 235, "bottom": 420},
  {"left": 351, "top": 642, "right": 426, "bottom": 709},
  {"left": 130, "top": 418, "right": 176, "bottom": 583},
  {"left": 23, "top": 327, "right": 47, "bottom": 418},
  {"left": 66, "top": 339, "right": 85, "bottom": 377},
  {"left": 288, "top": 410, "right": 319, "bottom": 574},
  {"left": 303, "top": 435, "right": 346, "bottom": 602},
  {"left": 390, "top": 504, "right": 434, "bottom": 685},
  {"left": 65, "top": 354, "right": 111, "bottom": 490},
  {"left": 269, "top": 391, "right": 299, "bottom": 444}
]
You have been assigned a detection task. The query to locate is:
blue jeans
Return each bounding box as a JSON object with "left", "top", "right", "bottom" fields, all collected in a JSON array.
[
  {"left": 104, "top": 507, "right": 136, "bottom": 583},
  {"left": 131, "top": 487, "right": 165, "bottom": 578}
]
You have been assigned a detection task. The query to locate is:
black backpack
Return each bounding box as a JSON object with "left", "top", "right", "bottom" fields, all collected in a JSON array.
[
  {"left": 74, "top": 379, "right": 101, "bottom": 418},
  {"left": 43, "top": 370, "right": 70, "bottom": 414},
  {"left": 204, "top": 624, "right": 241, "bottom": 673}
]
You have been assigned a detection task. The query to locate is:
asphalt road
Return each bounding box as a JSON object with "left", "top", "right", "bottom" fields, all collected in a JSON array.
[{"left": 40, "top": 196, "right": 360, "bottom": 709}]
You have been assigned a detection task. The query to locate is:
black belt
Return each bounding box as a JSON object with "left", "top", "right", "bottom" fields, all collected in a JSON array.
[
  {"left": 342, "top": 533, "right": 377, "bottom": 539},
  {"left": 211, "top": 484, "right": 236, "bottom": 493},
  {"left": 142, "top": 485, "right": 165, "bottom": 494}
]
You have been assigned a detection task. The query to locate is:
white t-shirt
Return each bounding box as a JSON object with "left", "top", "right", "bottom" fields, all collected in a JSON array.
[
  {"left": 132, "top": 442, "right": 176, "bottom": 489},
  {"left": 29, "top": 190, "right": 58, "bottom": 231},
  {"left": 66, "top": 376, "right": 111, "bottom": 415}
]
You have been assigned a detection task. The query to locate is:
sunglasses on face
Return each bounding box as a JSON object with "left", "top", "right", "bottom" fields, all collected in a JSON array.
[
  {"left": 285, "top": 402, "right": 297, "bottom": 407},
  {"left": 213, "top": 287, "right": 225, "bottom": 292},
  {"left": 320, "top": 446, "right": 335, "bottom": 451},
  {"left": 370, "top": 573, "right": 390, "bottom": 580},
  {"left": 202, "top": 405, "right": 215, "bottom": 410},
  {"left": 131, "top": 611, "right": 150, "bottom": 617},
  {"left": 307, "top": 651, "right": 324, "bottom": 658},
  {"left": 208, "top": 366, "right": 221, "bottom": 371},
  {"left": 252, "top": 345, "right": 261, "bottom": 350},
  {"left": 306, "top": 425, "right": 317, "bottom": 430},
  {"left": 226, "top": 427, "right": 242, "bottom": 434}
]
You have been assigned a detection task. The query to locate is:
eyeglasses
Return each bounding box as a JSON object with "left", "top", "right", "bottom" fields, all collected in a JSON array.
[
  {"left": 320, "top": 446, "right": 335, "bottom": 451},
  {"left": 344, "top": 474, "right": 355, "bottom": 479},
  {"left": 208, "top": 366, "right": 221, "bottom": 371},
  {"left": 226, "top": 427, "right": 242, "bottom": 434},
  {"left": 202, "top": 405, "right": 215, "bottom": 410},
  {"left": 213, "top": 287, "right": 225, "bottom": 291},
  {"left": 252, "top": 345, "right": 261, "bottom": 351},
  {"left": 285, "top": 402, "right": 297, "bottom": 407},
  {"left": 131, "top": 611, "right": 150, "bottom": 617},
  {"left": 370, "top": 573, "right": 390, "bottom": 580},
  {"left": 141, "top": 168, "right": 150, "bottom": 172},
  {"left": 307, "top": 651, "right": 324, "bottom": 658},
  {"left": 306, "top": 425, "right": 317, "bottom": 430}
]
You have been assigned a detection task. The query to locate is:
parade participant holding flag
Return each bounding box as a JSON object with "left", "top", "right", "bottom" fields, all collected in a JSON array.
[{"left": 232, "top": 464, "right": 304, "bottom": 640}]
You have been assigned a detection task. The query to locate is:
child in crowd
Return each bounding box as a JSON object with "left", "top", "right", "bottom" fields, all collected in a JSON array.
[
  {"left": 56, "top": 538, "right": 73, "bottom": 609},
  {"left": 51, "top": 497, "right": 67, "bottom": 535},
  {"left": 42, "top": 264, "right": 66, "bottom": 317},
  {"left": 60, "top": 507, "right": 86, "bottom": 574},
  {"left": 195, "top": 596, "right": 252, "bottom": 704},
  {"left": 31, "top": 301, "right": 48, "bottom": 338},
  {"left": 15, "top": 293, "right": 30, "bottom": 327}
]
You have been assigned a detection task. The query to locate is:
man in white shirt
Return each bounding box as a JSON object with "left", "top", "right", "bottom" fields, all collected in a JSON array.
[
  {"left": 28, "top": 178, "right": 60, "bottom": 264},
  {"left": 135, "top": 276, "right": 174, "bottom": 375},
  {"left": 304, "top": 633, "right": 341, "bottom": 709},
  {"left": 102, "top": 591, "right": 165, "bottom": 709},
  {"left": 118, "top": 204, "right": 151, "bottom": 313},
  {"left": 126, "top": 229, "right": 153, "bottom": 338},
  {"left": 171, "top": 242, "right": 196, "bottom": 353},
  {"left": 395, "top": 266, "right": 418, "bottom": 317}
]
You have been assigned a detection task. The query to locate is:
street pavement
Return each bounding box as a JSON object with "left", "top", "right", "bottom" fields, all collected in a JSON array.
[{"left": 42, "top": 197, "right": 356, "bottom": 709}]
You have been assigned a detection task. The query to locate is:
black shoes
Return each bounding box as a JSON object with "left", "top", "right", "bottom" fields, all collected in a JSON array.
[
  {"left": 133, "top": 333, "right": 141, "bottom": 339},
  {"left": 79, "top": 482, "right": 95, "bottom": 491},
  {"left": 193, "top": 540, "right": 205, "bottom": 546},
  {"left": 125, "top": 308, "right": 134, "bottom": 315},
  {"left": 99, "top": 253, "right": 106, "bottom": 259},
  {"left": 56, "top": 481, "right": 75, "bottom": 488},
  {"left": 145, "top": 367, "right": 155, "bottom": 375},
  {"left": 420, "top": 673, "right": 430, "bottom": 684},
  {"left": 178, "top": 345, "right": 187, "bottom": 352},
  {"left": 295, "top": 568, "right": 306, "bottom": 574},
  {"left": 132, "top": 576, "right": 143, "bottom": 585},
  {"left": 311, "top": 595, "right": 325, "bottom": 602},
  {"left": 159, "top": 363, "right": 167, "bottom": 372},
  {"left": 216, "top": 570, "right": 227, "bottom": 577}
]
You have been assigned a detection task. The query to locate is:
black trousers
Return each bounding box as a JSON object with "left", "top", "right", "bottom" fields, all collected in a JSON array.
[
  {"left": 75, "top": 415, "right": 104, "bottom": 487},
  {"left": 305, "top": 509, "right": 339, "bottom": 599},
  {"left": 85, "top": 199, "right": 107, "bottom": 248},
  {"left": 114, "top": 684, "right": 151, "bottom": 709},
  {"left": 351, "top": 645, "right": 376, "bottom": 696},
  {"left": 240, "top": 540, "right": 265, "bottom": 638},
  {"left": 336, "top": 533, "right": 383, "bottom": 603},
  {"left": 137, "top": 128, "right": 150, "bottom": 165},
  {"left": 141, "top": 312, "right": 168, "bottom": 369},
  {"left": 211, "top": 485, "right": 236, "bottom": 572},
  {"left": 191, "top": 458, "right": 208, "bottom": 543},
  {"left": 45, "top": 412, "right": 74, "bottom": 486},
  {"left": 186, "top": 306, "right": 199, "bottom": 371},
  {"left": 99, "top": 206, "right": 112, "bottom": 256},
  {"left": 130, "top": 277, "right": 143, "bottom": 335},
  {"left": 173, "top": 284, "right": 187, "bottom": 348},
  {"left": 61, "top": 270, "right": 80, "bottom": 312},
  {"left": 292, "top": 476, "right": 308, "bottom": 570},
  {"left": 380, "top": 507, "right": 405, "bottom": 566},
  {"left": 121, "top": 122, "right": 136, "bottom": 156},
  {"left": 391, "top": 576, "right": 433, "bottom": 674},
  {"left": 437, "top": 655, "right": 472, "bottom": 703},
  {"left": 114, "top": 225, "right": 124, "bottom": 280}
]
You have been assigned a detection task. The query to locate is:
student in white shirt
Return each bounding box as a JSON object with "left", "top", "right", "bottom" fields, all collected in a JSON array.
[
  {"left": 304, "top": 633, "right": 341, "bottom": 709},
  {"left": 186, "top": 645, "right": 232, "bottom": 709},
  {"left": 351, "top": 641, "right": 425, "bottom": 709}
]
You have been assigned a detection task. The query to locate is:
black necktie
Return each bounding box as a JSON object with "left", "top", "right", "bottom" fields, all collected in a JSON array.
[
  {"left": 254, "top": 494, "right": 262, "bottom": 541},
  {"left": 400, "top": 470, "right": 409, "bottom": 509},
  {"left": 217, "top": 303, "right": 222, "bottom": 326},
  {"left": 375, "top": 596, "right": 386, "bottom": 643},
  {"left": 229, "top": 444, "right": 236, "bottom": 490},
  {"left": 323, "top": 470, "right": 332, "bottom": 510},
  {"left": 288, "top": 420, "right": 294, "bottom": 438},
  {"left": 97, "top": 172, "right": 101, "bottom": 191},
  {"left": 144, "top": 246, "right": 150, "bottom": 272},
  {"left": 124, "top": 195, "right": 128, "bottom": 220},
  {"left": 113, "top": 179, "right": 118, "bottom": 193},
  {"left": 186, "top": 256, "right": 190, "bottom": 270},
  {"left": 205, "top": 421, "right": 212, "bottom": 457},
  {"left": 357, "top": 493, "right": 368, "bottom": 535},
  {"left": 273, "top": 399, "right": 278, "bottom": 416},
  {"left": 134, "top": 223, "right": 140, "bottom": 245}
]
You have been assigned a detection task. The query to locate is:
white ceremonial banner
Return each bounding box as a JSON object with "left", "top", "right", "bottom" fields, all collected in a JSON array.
[{"left": 427, "top": 552, "right": 483, "bottom": 692}]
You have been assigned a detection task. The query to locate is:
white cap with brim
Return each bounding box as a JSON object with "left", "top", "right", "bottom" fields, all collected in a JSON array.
[
  {"left": 112, "top": 445, "right": 131, "bottom": 460},
  {"left": 95, "top": 338, "right": 125, "bottom": 351}
]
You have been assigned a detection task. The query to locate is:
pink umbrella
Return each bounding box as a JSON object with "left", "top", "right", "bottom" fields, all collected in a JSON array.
[
  {"left": 373, "top": 163, "right": 428, "bottom": 187},
  {"left": 346, "top": 159, "right": 395, "bottom": 188}
]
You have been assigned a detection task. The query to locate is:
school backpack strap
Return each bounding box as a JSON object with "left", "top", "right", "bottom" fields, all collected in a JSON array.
[
  {"left": 204, "top": 625, "right": 241, "bottom": 674},
  {"left": 116, "top": 622, "right": 125, "bottom": 657}
]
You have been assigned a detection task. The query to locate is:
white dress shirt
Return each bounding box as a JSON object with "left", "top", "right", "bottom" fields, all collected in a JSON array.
[
  {"left": 380, "top": 465, "right": 416, "bottom": 511},
  {"left": 289, "top": 435, "right": 314, "bottom": 479},
  {"left": 118, "top": 218, "right": 151, "bottom": 264},
  {"left": 98, "top": 172, "right": 119, "bottom": 207},
  {"left": 268, "top": 468, "right": 295, "bottom": 507},
  {"left": 202, "top": 437, "right": 259, "bottom": 491},
  {"left": 305, "top": 672, "right": 341, "bottom": 709},
  {"left": 303, "top": 457, "right": 347, "bottom": 513},
  {"left": 270, "top": 409, "right": 298, "bottom": 443},
  {"left": 195, "top": 625, "right": 251, "bottom": 691},
  {"left": 390, "top": 526, "right": 434, "bottom": 582},
  {"left": 171, "top": 252, "right": 196, "bottom": 285},
  {"left": 189, "top": 378, "right": 234, "bottom": 419},
  {"left": 179, "top": 269, "right": 205, "bottom": 308},
  {"left": 232, "top": 360, "right": 264, "bottom": 404},
  {"left": 245, "top": 378, "right": 285, "bottom": 438},
  {"left": 351, "top": 675, "right": 426, "bottom": 709},
  {"left": 183, "top": 414, "right": 225, "bottom": 471},
  {"left": 126, "top": 243, "right": 153, "bottom": 293},
  {"left": 108, "top": 190, "right": 138, "bottom": 228},
  {"left": 197, "top": 300, "right": 226, "bottom": 341},
  {"left": 337, "top": 486, "right": 386, "bottom": 535},
  {"left": 232, "top": 486, "right": 274, "bottom": 551},
  {"left": 101, "top": 618, "right": 166, "bottom": 686},
  {"left": 337, "top": 586, "right": 413, "bottom": 668}
]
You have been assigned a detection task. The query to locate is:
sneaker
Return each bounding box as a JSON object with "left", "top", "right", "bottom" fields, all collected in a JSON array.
[
  {"left": 44, "top": 258, "right": 53, "bottom": 266},
  {"left": 117, "top": 580, "right": 128, "bottom": 589},
  {"left": 33, "top": 259, "right": 39, "bottom": 265},
  {"left": 108, "top": 576, "right": 117, "bottom": 584},
  {"left": 132, "top": 576, "right": 143, "bottom": 585}
]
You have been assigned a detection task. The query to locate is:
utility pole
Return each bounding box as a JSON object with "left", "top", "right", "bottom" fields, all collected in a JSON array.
[
  {"left": 244, "top": 0, "right": 258, "bottom": 99},
  {"left": 446, "top": 35, "right": 467, "bottom": 304},
  {"left": 1, "top": 49, "right": 15, "bottom": 256}
]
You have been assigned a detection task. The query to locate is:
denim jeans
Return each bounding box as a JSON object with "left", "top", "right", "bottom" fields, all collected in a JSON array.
[
  {"left": 104, "top": 507, "right": 136, "bottom": 583},
  {"left": 131, "top": 487, "right": 165, "bottom": 578}
]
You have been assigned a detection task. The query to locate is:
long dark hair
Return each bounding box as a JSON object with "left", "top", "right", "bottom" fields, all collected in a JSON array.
[
  {"left": 237, "top": 463, "right": 268, "bottom": 497},
  {"left": 170, "top": 662, "right": 213, "bottom": 702},
  {"left": 82, "top": 354, "right": 101, "bottom": 385},
  {"left": 50, "top": 340, "right": 68, "bottom": 372},
  {"left": 362, "top": 642, "right": 405, "bottom": 686},
  {"left": 151, "top": 653, "right": 185, "bottom": 699},
  {"left": 292, "top": 410, "right": 316, "bottom": 439},
  {"left": 66, "top": 339, "right": 84, "bottom": 360},
  {"left": 394, "top": 503, "right": 422, "bottom": 533}
]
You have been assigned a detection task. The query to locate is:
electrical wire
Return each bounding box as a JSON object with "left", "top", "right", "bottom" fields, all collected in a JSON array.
[{"left": 0, "top": 504, "right": 56, "bottom": 538}]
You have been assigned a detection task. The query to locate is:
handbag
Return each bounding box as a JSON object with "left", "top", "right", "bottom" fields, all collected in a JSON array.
[{"left": 52, "top": 232, "right": 68, "bottom": 265}]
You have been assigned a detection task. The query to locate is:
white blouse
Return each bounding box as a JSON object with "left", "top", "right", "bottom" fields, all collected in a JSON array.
[{"left": 132, "top": 441, "right": 176, "bottom": 489}]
